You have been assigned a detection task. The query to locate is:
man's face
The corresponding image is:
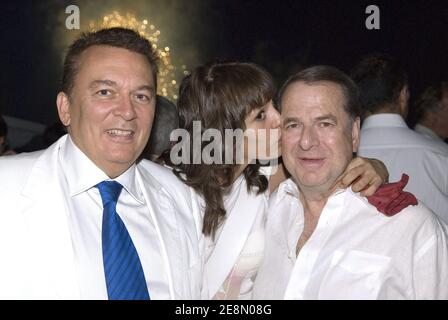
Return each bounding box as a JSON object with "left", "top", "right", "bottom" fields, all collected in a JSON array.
[
  {"left": 281, "top": 81, "right": 360, "bottom": 194},
  {"left": 57, "top": 45, "right": 156, "bottom": 177}
]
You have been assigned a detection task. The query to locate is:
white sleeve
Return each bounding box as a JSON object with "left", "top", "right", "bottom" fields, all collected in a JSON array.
[{"left": 413, "top": 217, "right": 448, "bottom": 299}]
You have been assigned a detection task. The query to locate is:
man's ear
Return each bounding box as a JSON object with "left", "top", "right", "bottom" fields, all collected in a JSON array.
[
  {"left": 56, "top": 92, "right": 71, "bottom": 127},
  {"left": 352, "top": 117, "right": 361, "bottom": 152},
  {"left": 0, "top": 136, "right": 4, "bottom": 146}
]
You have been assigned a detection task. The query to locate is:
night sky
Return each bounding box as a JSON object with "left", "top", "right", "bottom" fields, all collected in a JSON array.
[{"left": 1, "top": 0, "right": 448, "bottom": 126}]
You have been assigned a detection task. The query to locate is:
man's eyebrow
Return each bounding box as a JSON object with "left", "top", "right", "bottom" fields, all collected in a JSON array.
[
  {"left": 282, "top": 116, "right": 300, "bottom": 125},
  {"left": 88, "top": 80, "right": 117, "bottom": 89},
  {"left": 315, "top": 114, "right": 338, "bottom": 122},
  {"left": 88, "top": 81, "right": 155, "bottom": 93},
  {"left": 134, "top": 85, "right": 155, "bottom": 92}
]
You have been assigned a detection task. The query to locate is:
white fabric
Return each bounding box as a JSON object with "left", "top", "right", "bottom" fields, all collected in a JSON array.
[
  {"left": 60, "top": 136, "right": 169, "bottom": 299},
  {"left": 414, "top": 124, "right": 443, "bottom": 142},
  {"left": 203, "top": 167, "right": 272, "bottom": 300},
  {"left": 358, "top": 114, "right": 448, "bottom": 223},
  {"left": 253, "top": 179, "right": 448, "bottom": 300},
  {"left": 0, "top": 135, "right": 205, "bottom": 299}
]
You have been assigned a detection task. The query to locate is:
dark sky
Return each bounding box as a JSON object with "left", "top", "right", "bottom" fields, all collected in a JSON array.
[{"left": 1, "top": 0, "right": 448, "bottom": 126}]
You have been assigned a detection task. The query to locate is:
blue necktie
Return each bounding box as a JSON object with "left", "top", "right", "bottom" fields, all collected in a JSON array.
[{"left": 96, "top": 181, "right": 150, "bottom": 300}]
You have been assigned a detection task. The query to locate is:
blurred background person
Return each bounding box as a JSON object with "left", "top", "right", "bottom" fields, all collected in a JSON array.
[
  {"left": 15, "top": 121, "right": 66, "bottom": 153},
  {"left": 414, "top": 82, "right": 448, "bottom": 145},
  {"left": 352, "top": 53, "right": 448, "bottom": 223},
  {"left": 0, "top": 114, "right": 16, "bottom": 156},
  {"left": 140, "top": 95, "right": 179, "bottom": 163}
]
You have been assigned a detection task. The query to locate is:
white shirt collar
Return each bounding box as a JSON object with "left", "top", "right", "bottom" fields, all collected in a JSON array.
[
  {"left": 362, "top": 114, "right": 409, "bottom": 130},
  {"left": 277, "top": 178, "right": 300, "bottom": 200},
  {"left": 276, "top": 178, "right": 348, "bottom": 203},
  {"left": 61, "top": 135, "right": 144, "bottom": 204}
]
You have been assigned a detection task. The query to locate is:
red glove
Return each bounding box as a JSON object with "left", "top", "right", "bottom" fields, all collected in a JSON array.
[{"left": 366, "top": 174, "right": 418, "bottom": 216}]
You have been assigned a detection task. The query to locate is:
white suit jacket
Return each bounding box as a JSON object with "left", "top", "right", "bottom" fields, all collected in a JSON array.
[{"left": 0, "top": 135, "right": 205, "bottom": 299}]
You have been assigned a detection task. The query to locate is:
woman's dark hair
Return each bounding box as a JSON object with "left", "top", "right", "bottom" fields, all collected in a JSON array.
[{"left": 169, "top": 61, "right": 275, "bottom": 238}]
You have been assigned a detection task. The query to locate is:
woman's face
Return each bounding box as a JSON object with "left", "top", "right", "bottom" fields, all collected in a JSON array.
[{"left": 243, "top": 100, "right": 281, "bottom": 162}]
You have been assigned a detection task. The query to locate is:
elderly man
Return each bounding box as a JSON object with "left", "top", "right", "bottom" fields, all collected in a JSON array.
[
  {"left": 253, "top": 65, "right": 448, "bottom": 299},
  {"left": 0, "top": 28, "right": 203, "bottom": 299}
]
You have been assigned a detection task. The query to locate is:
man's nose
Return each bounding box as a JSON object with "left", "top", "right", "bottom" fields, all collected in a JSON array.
[
  {"left": 299, "top": 125, "right": 319, "bottom": 150},
  {"left": 115, "top": 96, "right": 137, "bottom": 121}
]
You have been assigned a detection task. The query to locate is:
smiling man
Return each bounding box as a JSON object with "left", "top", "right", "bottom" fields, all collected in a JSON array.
[
  {"left": 253, "top": 65, "right": 448, "bottom": 299},
  {"left": 0, "top": 28, "right": 204, "bottom": 299}
]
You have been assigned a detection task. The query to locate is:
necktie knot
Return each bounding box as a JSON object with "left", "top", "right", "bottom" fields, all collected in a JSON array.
[{"left": 96, "top": 181, "right": 123, "bottom": 207}]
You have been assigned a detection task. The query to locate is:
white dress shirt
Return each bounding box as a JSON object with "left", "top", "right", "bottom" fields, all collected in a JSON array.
[
  {"left": 253, "top": 179, "right": 448, "bottom": 300},
  {"left": 358, "top": 114, "right": 448, "bottom": 222},
  {"left": 58, "top": 136, "right": 170, "bottom": 299}
]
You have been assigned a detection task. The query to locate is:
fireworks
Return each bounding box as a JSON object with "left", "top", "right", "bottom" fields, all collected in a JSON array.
[{"left": 88, "top": 11, "right": 188, "bottom": 101}]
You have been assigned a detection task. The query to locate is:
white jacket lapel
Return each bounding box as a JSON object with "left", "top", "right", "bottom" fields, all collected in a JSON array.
[
  {"left": 136, "top": 166, "right": 180, "bottom": 299},
  {"left": 205, "top": 184, "right": 266, "bottom": 298},
  {"left": 20, "top": 136, "right": 80, "bottom": 299}
]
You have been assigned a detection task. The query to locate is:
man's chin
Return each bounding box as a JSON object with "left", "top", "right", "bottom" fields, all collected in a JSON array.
[
  {"left": 108, "top": 156, "right": 137, "bottom": 165},
  {"left": 103, "top": 151, "right": 139, "bottom": 167},
  {"left": 104, "top": 145, "right": 140, "bottom": 161},
  {"left": 295, "top": 175, "right": 335, "bottom": 192}
]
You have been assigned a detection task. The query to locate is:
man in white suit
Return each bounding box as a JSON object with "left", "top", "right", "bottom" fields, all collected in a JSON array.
[
  {"left": 253, "top": 66, "right": 448, "bottom": 299},
  {"left": 0, "top": 28, "right": 204, "bottom": 299}
]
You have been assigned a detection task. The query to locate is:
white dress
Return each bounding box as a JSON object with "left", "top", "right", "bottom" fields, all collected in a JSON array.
[{"left": 203, "top": 167, "right": 272, "bottom": 300}]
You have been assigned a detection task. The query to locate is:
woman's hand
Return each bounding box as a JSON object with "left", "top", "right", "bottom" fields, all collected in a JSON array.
[{"left": 331, "top": 157, "right": 389, "bottom": 197}]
